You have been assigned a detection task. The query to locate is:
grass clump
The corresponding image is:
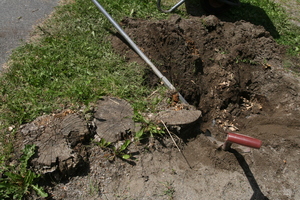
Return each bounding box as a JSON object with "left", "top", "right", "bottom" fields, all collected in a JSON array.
[
  {"left": 95, "top": 138, "right": 132, "bottom": 161},
  {"left": 0, "top": 145, "right": 48, "bottom": 199}
]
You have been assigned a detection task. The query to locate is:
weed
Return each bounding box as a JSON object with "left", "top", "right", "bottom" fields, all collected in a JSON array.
[
  {"left": 113, "top": 140, "right": 132, "bottom": 160},
  {"left": 161, "top": 181, "right": 175, "bottom": 199},
  {"left": 235, "top": 56, "right": 257, "bottom": 65},
  {"left": 171, "top": 168, "right": 177, "bottom": 175},
  {"left": 95, "top": 138, "right": 112, "bottom": 148},
  {"left": 96, "top": 138, "right": 132, "bottom": 161},
  {"left": 0, "top": 145, "right": 48, "bottom": 199},
  {"left": 133, "top": 112, "right": 165, "bottom": 141},
  {"left": 88, "top": 178, "right": 100, "bottom": 196}
]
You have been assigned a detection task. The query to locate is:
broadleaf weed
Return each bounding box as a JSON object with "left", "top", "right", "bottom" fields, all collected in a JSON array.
[
  {"left": 133, "top": 112, "right": 165, "bottom": 140},
  {"left": 96, "top": 138, "right": 132, "bottom": 161}
]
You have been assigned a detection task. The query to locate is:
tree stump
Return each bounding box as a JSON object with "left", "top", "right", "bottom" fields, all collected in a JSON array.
[
  {"left": 93, "top": 97, "right": 135, "bottom": 143},
  {"left": 17, "top": 109, "right": 90, "bottom": 180}
]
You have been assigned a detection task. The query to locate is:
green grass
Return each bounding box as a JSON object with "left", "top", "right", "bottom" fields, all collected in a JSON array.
[
  {"left": 0, "top": 145, "right": 47, "bottom": 199},
  {"left": 0, "top": 0, "right": 165, "bottom": 127},
  {"left": 0, "top": 0, "right": 299, "bottom": 197}
]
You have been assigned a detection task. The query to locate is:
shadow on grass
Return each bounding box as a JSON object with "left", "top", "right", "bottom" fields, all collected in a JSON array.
[
  {"left": 184, "top": 0, "right": 279, "bottom": 39},
  {"left": 229, "top": 148, "right": 269, "bottom": 200},
  {"left": 220, "top": 3, "right": 280, "bottom": 39}
]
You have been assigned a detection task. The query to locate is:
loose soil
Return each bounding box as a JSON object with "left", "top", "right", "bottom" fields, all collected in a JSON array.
[
  {"left": 109, "top": 15, "right": 300, "bottom": 200},
  {"left": 17, "top": 15, "right": 300, "bottom": 200}
]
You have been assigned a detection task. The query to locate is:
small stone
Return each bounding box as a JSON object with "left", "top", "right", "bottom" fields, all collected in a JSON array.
[{"left": 8, "top": 125, "right": 15, "bottom": 131}]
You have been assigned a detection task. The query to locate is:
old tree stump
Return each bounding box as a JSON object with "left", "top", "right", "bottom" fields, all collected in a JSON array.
[
  {"left": 93, "top": 96, "right": 135, "bottom": 143},
  {"left": 17, "top": 109, "right": 90, "bottom": 180},
  {"left": 15, "top": 97, "right": 136, "bottom": 180}
]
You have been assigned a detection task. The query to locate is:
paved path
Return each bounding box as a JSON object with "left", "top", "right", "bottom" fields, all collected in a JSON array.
[{"left": 0, "top": 0, "right": 59, "bottom": 71}]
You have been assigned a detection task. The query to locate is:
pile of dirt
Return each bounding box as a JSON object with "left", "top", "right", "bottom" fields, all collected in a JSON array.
[
  {"left": 111, "top": 15, "right": 300, "bottom": 199},
  {"left": 15, "top": 15, "right": 300, "bottom": 200},
  {"left": 113, "top": 15, "right": 291, "bottom": 125}
]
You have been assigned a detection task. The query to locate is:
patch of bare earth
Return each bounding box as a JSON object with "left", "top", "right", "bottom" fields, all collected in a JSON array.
[
  {"left": 109, "top": 15, "right": 300, "bottom": 199},
  {"left": 15, "top": 15, "right": 300, "bottom": 200}
]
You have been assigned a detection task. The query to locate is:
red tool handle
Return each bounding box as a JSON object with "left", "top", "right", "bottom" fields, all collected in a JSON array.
[{"left": 223, "top": 132, "right": 262, "bottom": 150}]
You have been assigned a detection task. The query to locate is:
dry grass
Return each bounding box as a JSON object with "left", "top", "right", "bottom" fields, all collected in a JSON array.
[
  {"left": 272, "top": 0, "right": 300, "bottom": 27},
  {"left": 59, "top": 0, "right": 76, "bottom": 6}
]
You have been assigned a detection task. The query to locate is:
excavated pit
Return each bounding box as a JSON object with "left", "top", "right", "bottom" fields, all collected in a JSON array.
[{"left": 112, "top": 15, "right": 298, "bottom": 134}]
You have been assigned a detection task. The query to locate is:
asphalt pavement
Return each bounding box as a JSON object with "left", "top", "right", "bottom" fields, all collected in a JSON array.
[{"left": 0, "top": 0, "right": 59, "bottom": 71}]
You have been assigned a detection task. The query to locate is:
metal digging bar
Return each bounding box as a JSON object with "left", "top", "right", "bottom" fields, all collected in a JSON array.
[
  {"left": 157, "top": 0, "right": 240, "bottom": 13},
  {"left": 157, "top": 0, "right": 185, "bottom": 13},
  {"left": 91, "top": 0, "right": 188, "bottom": 104}
]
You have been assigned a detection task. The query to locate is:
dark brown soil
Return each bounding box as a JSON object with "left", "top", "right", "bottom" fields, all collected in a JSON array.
[{"left": 113, "top": 15, "right": 285, "bottom": 117}]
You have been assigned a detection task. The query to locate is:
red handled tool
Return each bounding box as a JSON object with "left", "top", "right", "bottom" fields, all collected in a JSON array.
[
  {"left": 205, "top": 130, "right": 262, "bottom": 151},
  {"left": 222, "top": 132, "right": 262, "bottom": 151}
]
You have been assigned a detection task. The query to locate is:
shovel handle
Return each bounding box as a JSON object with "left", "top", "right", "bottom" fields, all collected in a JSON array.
[{"left": 223, "top": 132, "right": 262, "bottom": 150}]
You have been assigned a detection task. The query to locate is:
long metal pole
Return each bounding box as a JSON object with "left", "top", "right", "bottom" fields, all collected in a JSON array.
[
  {"left": 157, "top": 0, "right": 185, "bottom": 13},
  {"left": 91, "top": 0, "right": 188, "bottom": 104}
]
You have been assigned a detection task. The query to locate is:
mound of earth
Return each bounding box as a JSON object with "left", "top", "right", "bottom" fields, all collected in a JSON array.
[
  {"left": 111, "top": 15, "right": 300, "bottom": 199},
  {"left": 15, "top": 15, "right": 300, "bottom": 200},
  {"left": 112, "top": 14, "right": 300, "bottom": 139}
]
